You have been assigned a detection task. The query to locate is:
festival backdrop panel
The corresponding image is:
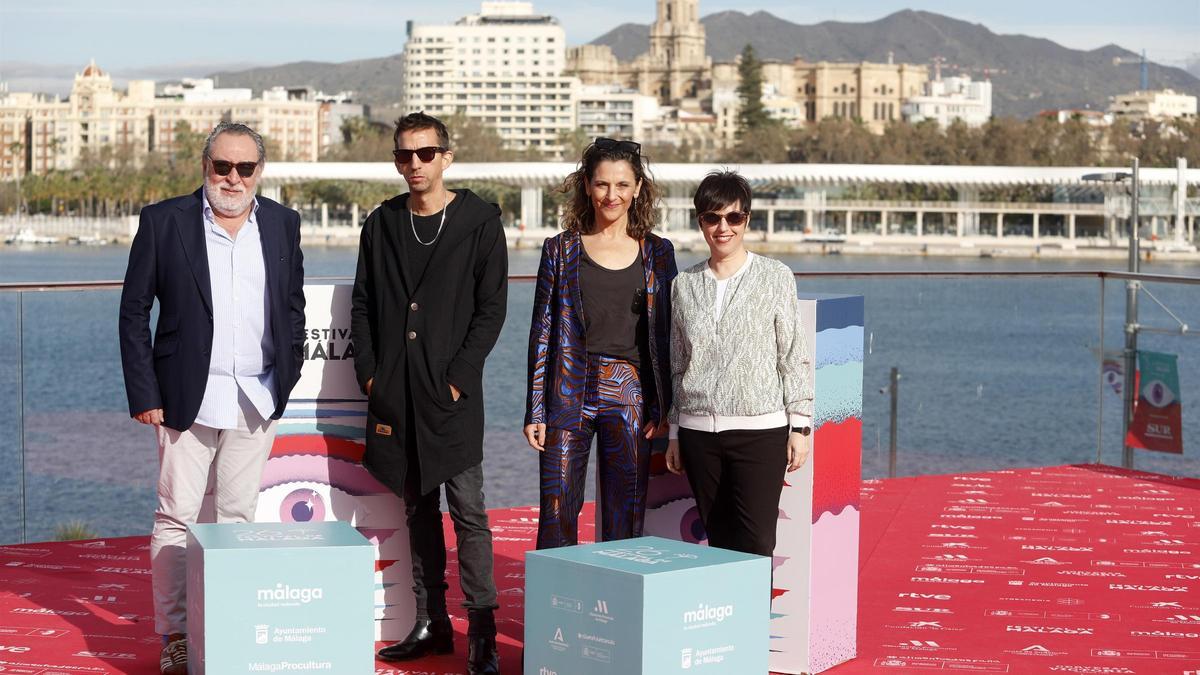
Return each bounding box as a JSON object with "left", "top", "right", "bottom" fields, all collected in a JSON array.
[
  {"left": 185, "top": 521, "right": 374, "bottom": 674},
  {"left": 644, "top": 293, "right": 864, "bottom": 674},
  {"left": 254, "top": 284, "right": 415, "bottom": 640},
  {"left": 523, "top": 536, "right": 769, "bottom": 675}
]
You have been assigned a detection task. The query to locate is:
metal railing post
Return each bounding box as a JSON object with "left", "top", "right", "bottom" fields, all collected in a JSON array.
[
  {"left": 888, "top": 367, "right": 900, "bottom": 478},
  {"left": 1096, "top": 278, "right": 1105, "bottom": 464},
  {"left": 16, "top": 291, "right": 26, "bottom": 544},
  {"left": 1122, "top": 159, "right": 1140, "bottom": 470}
]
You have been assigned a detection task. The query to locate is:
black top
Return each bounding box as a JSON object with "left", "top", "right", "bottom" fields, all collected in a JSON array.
[
  {"left": 404, "top": 196, "right": 461, "bottom": 284},
  {"left": 580, "top": 246, "right": 648, "bottom": 370}
]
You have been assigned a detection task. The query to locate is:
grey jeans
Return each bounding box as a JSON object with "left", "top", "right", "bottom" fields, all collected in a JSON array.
[{"left": 402, "top": 460, "right": 499, "bottom": 626}]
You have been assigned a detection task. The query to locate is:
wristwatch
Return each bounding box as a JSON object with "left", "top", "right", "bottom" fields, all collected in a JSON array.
[{"left": 791, "top": 426, "right": 811, "bottom": 436}]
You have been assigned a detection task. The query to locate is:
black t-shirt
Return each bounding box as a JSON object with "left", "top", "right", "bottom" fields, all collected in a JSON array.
[
  {"left": 580, "top": 246, "right": 648, "bottom": 370},
  {"left": 404, "top": 197, "right": 460, "bottom": 284}
]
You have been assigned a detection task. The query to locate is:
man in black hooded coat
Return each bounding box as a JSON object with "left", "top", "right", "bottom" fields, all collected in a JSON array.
[{"left": 351, "top": 112, "right": 507, "bottom": 674}]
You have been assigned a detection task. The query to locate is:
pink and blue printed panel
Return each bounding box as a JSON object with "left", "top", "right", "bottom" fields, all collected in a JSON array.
[
  {"left": 254, "top": 284, "right": 414, "bottom": 641},
  {"left": 771, "top": 294, "right": 862, "bottom": 674},
  {"left": 644, "top": 293, "right": 863, "bottom": 675}
]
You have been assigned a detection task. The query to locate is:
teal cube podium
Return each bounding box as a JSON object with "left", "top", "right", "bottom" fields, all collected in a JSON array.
[
  {"left": 524, "top": 536, "right": 769, "bottom": 675},
  {"left": 186, "top": 521, "right": 375, "bottom": 674}
]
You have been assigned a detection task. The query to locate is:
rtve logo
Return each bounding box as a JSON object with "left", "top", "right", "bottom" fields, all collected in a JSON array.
[{"left": 594, "top": 600, "right": 608, "bottom": 615}]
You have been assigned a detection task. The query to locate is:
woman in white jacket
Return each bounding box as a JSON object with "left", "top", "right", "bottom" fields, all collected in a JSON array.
[{"left": 664, "top": 170, "right": 813, "bottom": 557}]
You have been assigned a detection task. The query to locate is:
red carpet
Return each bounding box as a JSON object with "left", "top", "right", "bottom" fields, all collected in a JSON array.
[{"left": 0, "top": 464, "right": 1197, "bottom": 674}]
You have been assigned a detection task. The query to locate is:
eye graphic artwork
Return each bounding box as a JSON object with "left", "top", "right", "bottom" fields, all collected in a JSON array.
[
  {"left": 1141, "top": 379, "right": 1176, "bottom": 408},
  {"left": 645, "top": 458, "right": 708, "bottom": 544},
  {"left": 262, "top": 401, "right": 417, "bottom": 640},
  {"left": 257, "top": 403, "right": 404, "bottom": 531},
  {"left": 1101, "top": 361, "right": 1122, "bottom": 394},
  {"left": 280, "top": 488, "right": 325, "bottom": 523}
]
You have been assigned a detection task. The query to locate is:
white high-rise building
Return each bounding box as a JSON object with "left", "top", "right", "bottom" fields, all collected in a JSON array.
[
  {"left": 401, "top": 1, "right": 579, "bottom": 154},
  {"left": 575, "top": 85, "right": 660, "bottom": 140},
  {"left": 901, "top": 76, "right": 992, "bottom": 128}
]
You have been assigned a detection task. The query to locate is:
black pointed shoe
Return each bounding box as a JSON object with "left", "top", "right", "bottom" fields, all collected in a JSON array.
[
  {"left": 377, "top": 617, "right": 454, "bottom": 661},
  {"left": 467, "top": 634, "right": 500, "bottom": 675}
]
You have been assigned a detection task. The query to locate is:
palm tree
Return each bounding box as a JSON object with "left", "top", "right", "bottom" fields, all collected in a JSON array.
[{"left": 7, "top": 140, "right": 25, "bottom": 216}]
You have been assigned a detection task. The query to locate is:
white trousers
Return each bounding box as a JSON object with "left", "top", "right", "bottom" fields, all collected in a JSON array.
[{"left": 150, "top": 396, "right": 277, "bottom": 634}]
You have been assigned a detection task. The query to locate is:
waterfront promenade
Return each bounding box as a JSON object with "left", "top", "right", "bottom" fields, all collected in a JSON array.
[
  {"left": 4, "top": 160, "right": 1198, "bottom": 259},
  {"left": 4, "top": 215, "right": 1199, "bottom": 261}
]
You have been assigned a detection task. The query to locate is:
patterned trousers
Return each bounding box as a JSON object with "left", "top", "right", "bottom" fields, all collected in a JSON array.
[{"left": 537, "top": 355, "right": 650, "bottom": 549}]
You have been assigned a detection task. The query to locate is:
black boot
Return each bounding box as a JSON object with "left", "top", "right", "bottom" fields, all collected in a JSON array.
[
  {"left": 467, "top": 608, "right": 500, "bottom": 675},
  {"left": 377, "top": 617, "right": 453, "bottom": 661},
  {"left": 467, "top": 634, "right": 500, "bottom": 675}
]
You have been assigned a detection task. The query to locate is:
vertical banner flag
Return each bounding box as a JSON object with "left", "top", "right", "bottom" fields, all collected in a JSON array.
[{"left": 1125, "top": 350, "right": 1183, "bottom": 454}]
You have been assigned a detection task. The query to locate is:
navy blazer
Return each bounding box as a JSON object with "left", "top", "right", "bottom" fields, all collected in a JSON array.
[
  {"left": 119, "top": 188, "right": 306, "bottom": 432},
  {"left": 525, "top": 231, "right": 677, "bottom": 431}
]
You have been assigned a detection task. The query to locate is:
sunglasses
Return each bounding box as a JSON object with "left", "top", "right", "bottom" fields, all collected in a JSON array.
[
  {"left": 594, "top": 137, "right": 641, "bottom": 155},
  {"left": 393, "top": 146, "right": 447, "bottom": 164},
  {"left": 210, "top": 160, "right": 258, "bottom": 178},
  {"left": 698, "top": 211, "right": 750, "bottom": 227}
]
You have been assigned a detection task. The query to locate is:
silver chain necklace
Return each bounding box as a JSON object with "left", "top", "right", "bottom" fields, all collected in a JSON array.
[{"left": 409, "top": 191, "right": 449, "bottom": 246}]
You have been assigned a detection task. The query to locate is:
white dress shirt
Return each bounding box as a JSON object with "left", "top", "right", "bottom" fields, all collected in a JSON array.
[{"left": 194, "top": 192, "right": 277, "bottom": 429}]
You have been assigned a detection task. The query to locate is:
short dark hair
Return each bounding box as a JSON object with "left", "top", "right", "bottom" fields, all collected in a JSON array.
[
  {"left": 393, "top": 112, "right": 451, "bottom": 150},
  {"left": 693, "top": 170, "right": 752, "bottom": 215}
]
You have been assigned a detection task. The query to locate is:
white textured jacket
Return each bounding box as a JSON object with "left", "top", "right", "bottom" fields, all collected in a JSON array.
[{"left": 669, "top": 253, "right": 813, "bottom": 435}]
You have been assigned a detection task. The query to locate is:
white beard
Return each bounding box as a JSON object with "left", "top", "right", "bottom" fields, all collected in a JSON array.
[{"left": 204, "top": 179, "right": 256, "bottom": 216}]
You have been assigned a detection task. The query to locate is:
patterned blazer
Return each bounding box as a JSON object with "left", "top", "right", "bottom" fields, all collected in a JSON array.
[{"left": 525, "top": 230, "right": 677, "bottom": 431}]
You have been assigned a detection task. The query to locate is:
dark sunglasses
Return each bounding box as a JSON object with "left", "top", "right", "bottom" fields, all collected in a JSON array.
[
  {"left": 594, "top": 137, "right": 641, "bottom": 155},
  {"left": 210, "top": 160, "right": 258, "bottom": 178},
  {"left": 631, "top": 287, "right": 647, "bottom": 314},
  {"left": 698, "top": 211, "right": 750, "bottom": 227},
  {"left": 393, "top": 146, "right": 447, "bottom": 164}
]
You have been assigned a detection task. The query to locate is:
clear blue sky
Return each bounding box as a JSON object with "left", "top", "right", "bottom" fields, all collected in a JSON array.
[{"left": 1, "top": 0, "right": 1196, "bottom": 74}]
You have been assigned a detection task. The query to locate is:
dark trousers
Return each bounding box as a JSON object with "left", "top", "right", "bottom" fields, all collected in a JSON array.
[
  {"left": 678, "top": 425, "right": 789, "bottom": 557},
  {"left": 537, "top": 355, "right": 650, "bottom": 549},
  {"left": 402, "top": 379, "right": 498, "bottom": 634}
]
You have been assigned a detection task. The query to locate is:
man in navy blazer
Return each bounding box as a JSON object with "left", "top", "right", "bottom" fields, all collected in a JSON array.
[{"left": 118, "top": 122, "right": 305, "bottom": 675}]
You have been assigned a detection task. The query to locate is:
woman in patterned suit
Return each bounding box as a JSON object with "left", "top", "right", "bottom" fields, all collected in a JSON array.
[
  {"left": 664, "top": 170, "right": 813, "bottom": 557},
  {"left": 524, "top": 138, "right": 677, "bottom": 549}
]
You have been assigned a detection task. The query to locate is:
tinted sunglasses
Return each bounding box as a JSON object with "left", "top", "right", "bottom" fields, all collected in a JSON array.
[
  {"left": 393, "top": 146, "right": 447, "bottom": 164},
  {"left": 210, "top": 160, "right": 258, "bottom": 178},
  {"left": 594, "top": 137, "right": 641, "bottom": 154},
  {"left": 698, "top": 211, "right": 750, "bottom": 227}
]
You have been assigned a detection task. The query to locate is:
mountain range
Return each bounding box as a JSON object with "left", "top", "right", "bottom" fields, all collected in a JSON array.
[
  {"left": 203, "top": 9, "right": 1200, "bottom": 120},
  {"left": 591, "top": 10, "right": 1200, "bottom": 118}
]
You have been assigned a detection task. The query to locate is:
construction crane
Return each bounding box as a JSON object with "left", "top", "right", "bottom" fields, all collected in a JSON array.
[
  {"left": 1112, "top": 49, "right": 1149, "bottom": 90},
  {"left": 930, "top": 55, "right": 1008, "bottom": 81}
]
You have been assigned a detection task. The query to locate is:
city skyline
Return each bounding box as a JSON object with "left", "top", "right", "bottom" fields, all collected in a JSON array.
[{"left": 2, "top": 0, "right": 1197, "bottom": 96}]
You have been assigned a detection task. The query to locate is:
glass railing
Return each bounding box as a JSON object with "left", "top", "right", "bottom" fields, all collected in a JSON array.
[{"left": 2, "top": 269, "right": 1198, "bottom": 545}]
